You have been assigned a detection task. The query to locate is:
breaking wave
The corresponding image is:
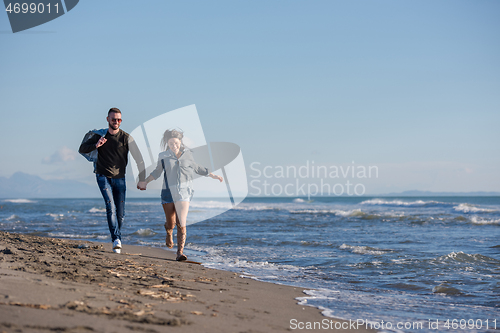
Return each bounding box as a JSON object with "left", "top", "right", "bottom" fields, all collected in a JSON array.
[
  {"left": 360, "top": 199, "right": 448, "bottom": 207},
  {"left": 469, "top": 216, "right": 500, "bottom": 225},
  {"left": 434, "top": 251, "right": 499, "bottom": 265},
  {"left": 340, "top": 244, "right": 392, "bottom": 255},
  {"left": 453, "top": 203, "right": 498, "bottom": 213}
]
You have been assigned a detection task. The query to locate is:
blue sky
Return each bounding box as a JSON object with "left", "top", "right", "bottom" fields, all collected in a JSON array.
[{"left": 1, "top": 0, "right": 499, "bottom": 195}]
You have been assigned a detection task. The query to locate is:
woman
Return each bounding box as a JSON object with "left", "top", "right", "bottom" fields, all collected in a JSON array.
[{"left": 138, "top": 129, "right": 223, "bottom": 261}]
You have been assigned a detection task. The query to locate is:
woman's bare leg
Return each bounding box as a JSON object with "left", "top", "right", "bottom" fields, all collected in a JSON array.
[
  {"left": 162, "top": 203, "right": 176, "bottom": 248},
  {"left": 174, "top": 201, "right": 189, "bottom": 228},
  {"left": 174, "top": 201, "right": 190, "bottom": 260}
]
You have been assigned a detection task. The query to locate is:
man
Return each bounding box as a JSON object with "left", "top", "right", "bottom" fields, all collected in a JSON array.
[{"left": 79, "top": 108, "right": 146, "bottom": 253}]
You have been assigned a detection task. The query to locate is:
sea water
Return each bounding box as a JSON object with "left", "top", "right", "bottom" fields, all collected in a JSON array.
[{"left": 1, "top": 196, "right": 499, "bottom": 332}]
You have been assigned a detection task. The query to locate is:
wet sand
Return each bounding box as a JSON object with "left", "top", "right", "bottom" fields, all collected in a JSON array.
[{"left": 0, "top": 231, "right": 374, "bottom": 333}]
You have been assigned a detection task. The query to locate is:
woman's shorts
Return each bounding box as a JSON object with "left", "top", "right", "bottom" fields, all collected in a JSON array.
[
  {"left": 161, "top": 187, "right": 194, "bottom": 204},
  {"left": 161, "top": 188, "right": 174, "bottom": 204}
]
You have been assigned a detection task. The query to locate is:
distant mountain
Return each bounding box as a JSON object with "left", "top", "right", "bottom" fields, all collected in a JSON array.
[
  {"left": 0, "top": 172, "right": 100, "bottom": 199},
  {"left": 381, "top": 190, "right": 500, "bottom": 197}
]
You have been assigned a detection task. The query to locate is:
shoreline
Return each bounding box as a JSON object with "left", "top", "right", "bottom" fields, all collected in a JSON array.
[{"left": 0, "top": 231, "right": 375, "bottom": 333}]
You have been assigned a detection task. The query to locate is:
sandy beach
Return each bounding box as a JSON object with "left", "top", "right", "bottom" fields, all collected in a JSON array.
[{"left": 0, "top": 231, "right": 374, "bottom": 333}]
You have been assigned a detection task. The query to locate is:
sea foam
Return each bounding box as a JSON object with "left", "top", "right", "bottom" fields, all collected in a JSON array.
[
  {"left": 360, "top": 199, "right": 446, "bottom": 207},
  {"left": 3, "top": 199, "right": 35, "bottom": 203},
  {"left": 470, "top": 216, "right": 500, "bottom": 225},
  {"left": 132, "top": 228, "right": 157, "bottom": 236},
  {"left": 46, "top": 213, "right": 65, "bottom": 221}
]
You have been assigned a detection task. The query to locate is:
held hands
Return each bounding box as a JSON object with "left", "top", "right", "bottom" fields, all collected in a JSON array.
[
  {"left": 209, "top": 173, "right": 224, "bottom": 182},
  {"left": 138, "top": 176, "right": 153, "bottom": 191}
]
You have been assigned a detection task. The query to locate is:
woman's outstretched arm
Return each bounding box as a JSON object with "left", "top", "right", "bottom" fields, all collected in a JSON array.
[{"left": 208, "top": 173, "right": 223, "bottom": 182}]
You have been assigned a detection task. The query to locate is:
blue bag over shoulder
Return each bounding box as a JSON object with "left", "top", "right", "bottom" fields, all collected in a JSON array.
[{"left": 79, "top": 128, "right": 108, "bottom": 162}]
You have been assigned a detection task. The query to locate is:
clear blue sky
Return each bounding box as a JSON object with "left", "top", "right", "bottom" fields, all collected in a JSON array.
[{"left": 1, "top": 0, "right": 499, "bottom": 195}]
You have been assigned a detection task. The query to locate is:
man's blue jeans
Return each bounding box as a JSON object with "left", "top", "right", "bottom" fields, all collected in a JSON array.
[{"left": 96, "top": 174, "right": 126, "bottom": 242}]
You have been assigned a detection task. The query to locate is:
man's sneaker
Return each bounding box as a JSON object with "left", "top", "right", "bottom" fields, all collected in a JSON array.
[{"left": 112, "top": 239, "right": 122, "bottom": 254}]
